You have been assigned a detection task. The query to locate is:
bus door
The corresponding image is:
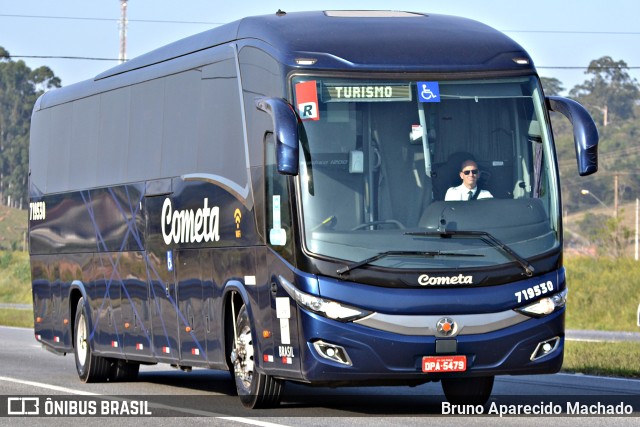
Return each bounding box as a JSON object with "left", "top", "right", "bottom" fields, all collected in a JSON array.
[{"left": 144, "top": 192, "right": 180, "bottom": 363}]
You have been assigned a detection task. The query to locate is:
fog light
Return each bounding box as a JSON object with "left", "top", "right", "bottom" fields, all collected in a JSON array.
[
  {"left": 313, "top": 340, "right": 352, "bottom": 366},
  {"left": 530, "top": 336, "right": 560, "bottom": 361}
]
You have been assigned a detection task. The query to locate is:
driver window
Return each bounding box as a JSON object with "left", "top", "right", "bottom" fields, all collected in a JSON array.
[{"left": 265, "top": 134, "right": 294, "bottom": 262}]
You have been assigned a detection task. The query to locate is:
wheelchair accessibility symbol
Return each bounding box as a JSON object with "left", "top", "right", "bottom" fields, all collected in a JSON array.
[{"left": 418, "top": 82, "right": 440, "bottom": 103}]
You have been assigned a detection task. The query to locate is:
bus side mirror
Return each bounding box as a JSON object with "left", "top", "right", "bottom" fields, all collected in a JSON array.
[
  {"left": 256, "top": 97, "right": 300, "bottom": 175},
  {"left": 547, "top": 96, "right": 599, "bottom": 176}
]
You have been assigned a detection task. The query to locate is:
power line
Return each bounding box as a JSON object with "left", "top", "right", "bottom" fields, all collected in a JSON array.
[
  {"left": 0, "top": 13, "right": 223, "bottom": 25},
  {"left": 504, "top": 30, "right": 640, "bottom": 35},
  {"left": 2, "top": 55, "right": 120, "bottom": 62},
  {"left": 2, "top": 13, "right": 639, "bottom": 67},
  {"left": 2, "top": 13, "right": 640, "bottom": 35}
]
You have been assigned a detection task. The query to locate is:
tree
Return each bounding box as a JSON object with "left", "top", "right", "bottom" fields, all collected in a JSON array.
[
  {"left": 578, "top": 211, "right": 631, "bottom": 259},
  {"left": 0, "top": 47, "right": 60, "bottom": 208},
  {"left": 569, "top": 56, "right": 640, "bottom": 127},
  {"left": 540, "top": 77, "right": 565, "bottom": 96}
]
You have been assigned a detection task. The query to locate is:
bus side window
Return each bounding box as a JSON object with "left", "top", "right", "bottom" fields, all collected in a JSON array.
[{"left": 265, "top": 134, "right": 294, "bottom": 262}]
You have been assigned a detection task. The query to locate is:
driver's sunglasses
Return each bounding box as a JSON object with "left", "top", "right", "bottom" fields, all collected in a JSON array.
[{"left": 462, "top": 169, "right": 479, "bottom": 176}]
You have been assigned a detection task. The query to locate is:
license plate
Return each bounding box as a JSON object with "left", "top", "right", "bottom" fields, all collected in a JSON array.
[{"left": 422, "top": 355, "right": 467, "bottom": 373}]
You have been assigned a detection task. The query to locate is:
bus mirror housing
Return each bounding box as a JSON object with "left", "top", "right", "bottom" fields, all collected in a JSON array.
[
  {"left": 547, "top": 96, "right": 599, "bottom": 176},
  {"left": 256, "top": 97, "right": 300, "bottom": 175}
]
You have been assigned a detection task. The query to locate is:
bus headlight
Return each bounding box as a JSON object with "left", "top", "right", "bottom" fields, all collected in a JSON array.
[
  {"left": 517, "top": 289, "right": 568, "bottom": 318},
  {"left": 279, "top": 276, "right": 371, "bottom": 321}
]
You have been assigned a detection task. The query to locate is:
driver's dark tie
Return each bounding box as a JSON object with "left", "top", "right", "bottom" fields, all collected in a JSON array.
[{"left": 467, "top": 191, "right": 473, "bottom": 200}]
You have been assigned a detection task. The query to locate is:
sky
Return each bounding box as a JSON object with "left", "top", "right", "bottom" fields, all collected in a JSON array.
[{"left": 1, "top": 0, "right": 639, "bottom": 94}]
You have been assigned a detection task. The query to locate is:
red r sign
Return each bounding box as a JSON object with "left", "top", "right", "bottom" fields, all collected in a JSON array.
[{"left": 295, "top": 80, "right": 320, "bottom": 121}]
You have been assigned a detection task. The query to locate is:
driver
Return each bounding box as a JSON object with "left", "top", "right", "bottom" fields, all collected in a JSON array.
[{"left": 444, "top": 160, "right": 493, "bottom": 201}]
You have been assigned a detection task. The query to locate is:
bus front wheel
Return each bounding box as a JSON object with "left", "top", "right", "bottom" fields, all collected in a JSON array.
[{"left": 230, "top": 303, "right": 283, "bottom": 408}]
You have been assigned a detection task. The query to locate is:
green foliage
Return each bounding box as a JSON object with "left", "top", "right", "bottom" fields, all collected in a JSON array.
[
  {"left": 0, "top": 46, "right": 61, "bottom": 208},
  {"left": 565, "top": 257, "right": 640, "bottom": 331},
  {"left": 563, "top": 341, "right": 640, "bottom": 378},
  {"left": 550, "top": 56, "right": 640, "bottom": 247},
  {"left": 0, "top": 204, "right": 28, "bottom": 251},
  {"left": 540, "top": 77, "right": 565, "bottom": 96},
  {"left": 0, "top": 308, "right": 33, "bottom": 328},
  {"left": 569, "top": 56, "right": 640, "bottom": 125},
  {"left": 0, "top": 251, "right": 31, "bottom": 303},
  {"left": 576, "top": 212, "right": 632, "bottom": 258}
]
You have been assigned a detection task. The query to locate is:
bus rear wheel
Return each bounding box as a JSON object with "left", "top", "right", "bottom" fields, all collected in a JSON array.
[
  {"left": 230, "top": 304, "right": 283, "bottom": 408},
  {"left": 109, "top": 359, "right": 140, "bottom": 382},
  {"left": 74, "top": 298, "right": 111, "bottom": 382},
  {"left": 441, "top": 376, "right": 494, "bottom": 406}
]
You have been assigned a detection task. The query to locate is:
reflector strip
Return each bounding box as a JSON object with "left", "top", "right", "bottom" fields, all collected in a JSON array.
[
  {"left": 162, "top": 346, "right": 170, "bottom": 354},
  {"left": 136, "top": 343, "right": 144, "bottom": 350},
  {"left": 281, "top": 356, "right": 292, "bottom": 365},
  {"left": 263, "top": 354, "right": 274, "bottom": 363},
  {"left": 54, "top": 336, "right": 60, "bottom": 343},
  {"left": 191, "top": 348, "right": 200, "bottom": 355},
  {"left": 111, "top": 341, "right": 118, "bottom": 348}
]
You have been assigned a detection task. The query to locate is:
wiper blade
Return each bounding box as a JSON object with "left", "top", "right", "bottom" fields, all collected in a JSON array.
[
  {"left": 405, "top": 230, "right": 535, "bottom": 277},
  {"left": 336, "top": 250, "right": 482, "bottom": 276}
]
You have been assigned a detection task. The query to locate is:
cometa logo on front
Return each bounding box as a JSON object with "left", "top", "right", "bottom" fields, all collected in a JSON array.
[{"left": 418, "top": 274, "right": 473, "bottom": 286}]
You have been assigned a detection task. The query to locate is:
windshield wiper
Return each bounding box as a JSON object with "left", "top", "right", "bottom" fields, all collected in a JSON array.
[
  {"left": 336, "top": 250, "right": 483, "bottom": 276},
  {"left": 404, "top": 230, "right": 535, "bottom": 277}
]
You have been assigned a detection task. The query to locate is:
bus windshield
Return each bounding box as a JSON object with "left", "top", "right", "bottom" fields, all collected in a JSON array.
[{"left": 292, "top": 76, "right": 560, "bottom": 270}]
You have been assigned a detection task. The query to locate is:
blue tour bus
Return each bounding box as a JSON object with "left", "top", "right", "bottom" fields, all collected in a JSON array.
[{"left": 28, "top": 10, "right": 598, "bottom": 408}]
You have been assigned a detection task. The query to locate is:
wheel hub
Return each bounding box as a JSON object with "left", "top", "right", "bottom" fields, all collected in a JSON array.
[{"left": 233, "top": 329, "right": 254, "bottom": 382}]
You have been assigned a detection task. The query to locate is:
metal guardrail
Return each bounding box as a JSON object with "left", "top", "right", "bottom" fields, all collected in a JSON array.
[
  {"left": 566, "top": 329, "right": 640, "bottom": 342},
  {"left": 0, "top": 303, "right": 31, "bottom": 310}
]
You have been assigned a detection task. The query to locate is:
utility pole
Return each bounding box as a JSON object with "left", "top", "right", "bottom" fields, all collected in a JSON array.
[
  {"left": 635, "top": 197, "right": 638, "bottom": 261},
  {"left": 118, "top": 0, "right": 128, "bottom": 64},
  {"left": 614, "top": 174, "right": 619, "bottom": 218}
]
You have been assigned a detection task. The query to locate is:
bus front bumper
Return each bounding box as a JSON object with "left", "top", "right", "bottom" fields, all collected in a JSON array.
[{"left": 296, "top": 307, "right": 564, "bottom": 385}]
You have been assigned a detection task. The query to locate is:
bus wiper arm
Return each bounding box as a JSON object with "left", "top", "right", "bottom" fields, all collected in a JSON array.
[
  {"left": 405, "top": 230, "right": 535, "bottom": 277},
  {"left": 337, "top": 250, "right": 483, "bottom": 276}
]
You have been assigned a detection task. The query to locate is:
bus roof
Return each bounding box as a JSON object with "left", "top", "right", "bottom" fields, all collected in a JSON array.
[
  {"left": 36, "top": 10, "right": 535, "bottom": 110},
  {"left": 98, "top": 10, "right": 533, "bottom": 79}
]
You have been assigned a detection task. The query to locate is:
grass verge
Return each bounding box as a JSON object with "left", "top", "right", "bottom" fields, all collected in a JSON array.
[
  {"left": 0, "top": 308, "right": 33, "bottom": 328},
  {"left": 563, "top": 340, "right": 640, "bottom": 378},
  {"left": 564, "top": 257, "right": 639, "bottom": 332}
]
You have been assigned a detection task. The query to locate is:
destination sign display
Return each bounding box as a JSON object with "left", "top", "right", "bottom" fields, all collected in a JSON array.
[{"left": 321, "top": 83, "right": 412, "bottom": 102}]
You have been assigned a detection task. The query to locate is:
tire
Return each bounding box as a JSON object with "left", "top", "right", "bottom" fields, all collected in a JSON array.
[
  {"left": 74, "top": 297, "right": 111, "bottom": 382},
  {"left": 441, "top": 376, "right": 494, "bottom": 406},
  {"left": 230, "top": 304, "right": 283, "bottom": 408},
  {"left": 110, "top": 359, "right": 140, "bottom": 382}
]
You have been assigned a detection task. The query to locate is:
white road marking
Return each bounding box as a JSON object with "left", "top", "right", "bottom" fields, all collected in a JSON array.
[{"left": 0, "top": 375, "right": 292, "bottom": 426}]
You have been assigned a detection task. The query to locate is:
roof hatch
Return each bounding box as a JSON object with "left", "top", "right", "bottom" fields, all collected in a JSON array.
[{"left": 324, "top": 11, "right": 425, "bottom": 18}]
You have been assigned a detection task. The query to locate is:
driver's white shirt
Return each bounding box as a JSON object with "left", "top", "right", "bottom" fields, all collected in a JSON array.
[{"left": 444, "top": 184, "right": 493, "bottom": 201}]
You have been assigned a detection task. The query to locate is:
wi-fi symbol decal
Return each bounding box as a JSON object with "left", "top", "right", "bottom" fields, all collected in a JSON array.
[{"left": 234, "top": 208, "right": 242, "bottom": 238}]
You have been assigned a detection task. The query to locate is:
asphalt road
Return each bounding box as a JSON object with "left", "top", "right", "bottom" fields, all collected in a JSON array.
[{"left": 0, "top": 326, "right": 638, "bottom": 426}]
